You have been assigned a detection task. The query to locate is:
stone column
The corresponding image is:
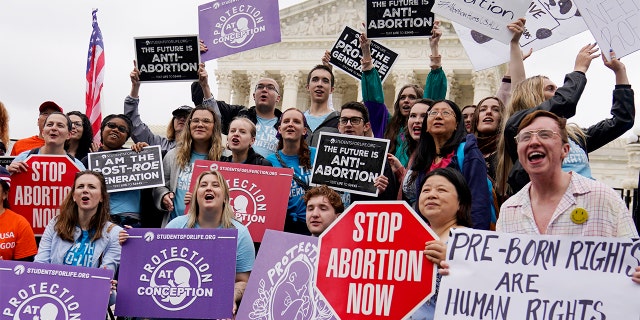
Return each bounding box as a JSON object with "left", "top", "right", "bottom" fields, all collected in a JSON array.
[
  {"left": 472, "top": 69, "right": 496, "bottom": 104},
  {"left": 356, "top": 81, "right": 363, "bottom": 102},
  {"left": 392, "top": 70, "right": 416, "bottom": 99},
  {"left": 281, "top": 71, "right": 301, "bottom": 110},
  {"left": 625, "top": 141, "right": 640, "bottom": 189},
  {"left": 446, "top": 72, "right": 461, "bottom": 102},
  {"left": 214, "top": 70, "right": 233, "bottom": 103},
  {"left": 231, "top": 75, "right": 249, "bottom": 106}
]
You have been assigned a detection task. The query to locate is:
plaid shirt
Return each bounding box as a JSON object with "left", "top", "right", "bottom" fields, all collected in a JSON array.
[{"left": 497, "top": 172, "right": 639, "bottom": 237}]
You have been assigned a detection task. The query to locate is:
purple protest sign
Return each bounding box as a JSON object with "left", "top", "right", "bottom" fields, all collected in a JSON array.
[
  {"left": 115, "top": 228, "right": 237, "bottom": 319},
  {"left": 236, "top": 230, "right": 337, "bottom": 319},
  {"left": 0, "top": 260, "right": 113, "bottom": 319},
  {"left": 198, "top": 0, "right": 282, "bottom": 61}
]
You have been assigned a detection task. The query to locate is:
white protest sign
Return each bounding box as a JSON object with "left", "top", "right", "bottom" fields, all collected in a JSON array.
[
  {"left": 435, "top": 229, "right": 640, "bottom": 319},
  {"left": 574, "top": 0, "right": 640, "bottom": 61},
  {"left": 431, "top": 0, "right": 529, "bottom": 44},
  {"left": 452, "top": 0, "right": 588, "bottom": 71}
]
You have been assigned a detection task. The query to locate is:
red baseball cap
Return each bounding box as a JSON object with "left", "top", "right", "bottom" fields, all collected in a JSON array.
[{"left": 39, "top": 101, "right": 63, "bottom": 113}]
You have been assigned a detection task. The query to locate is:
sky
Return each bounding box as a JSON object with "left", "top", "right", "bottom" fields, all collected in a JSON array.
[{"left": 1, "top": 0, "right": 639, "bottom": 142}]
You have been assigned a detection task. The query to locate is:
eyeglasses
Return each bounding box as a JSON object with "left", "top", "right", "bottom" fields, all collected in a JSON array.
[
  {"left": 71, "top": 121, "right": 83, "bottom": 128},
  {"left": 339, "top": 117, "right": 364, "bottom": 125},
  {"left": 427, "top": 110, "right": 455, "bottom": 118},
  {"left": 189, "top": 118, "right": 214, "bottom": 126},
  {"left": 105, "top": 122, "right": 128, "bottom": 133},
  {"left": 255, "top": 84, "right": 279, "bottom": 94},
  {"left": 515, "top": 129, "right": 560, "bottom": 143}
]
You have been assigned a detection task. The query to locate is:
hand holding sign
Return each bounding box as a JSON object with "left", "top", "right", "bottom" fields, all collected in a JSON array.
[
  {"left": 574, "top": 43, "right": 600, "bottom": 74},
  {"left": 602, "top": 49, "right": 630, "bottom": 86}
]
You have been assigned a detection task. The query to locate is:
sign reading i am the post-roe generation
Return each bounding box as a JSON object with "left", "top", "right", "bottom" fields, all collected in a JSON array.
[
  {"left": 0, "top": 260, "right": 113, "bottom": 320},
  {"left": 329, "top": 26, "right": 399, "bottom": 83},
  {"left": 367, "top": 0, "right": 435, "bottom": 38},
  {"left": 88, "top": 146, "right": 164, "bottom": 193},
  {"left": 134, "top": 35, "right": 200, "bottom": 82},
  {"left": 435, "top": 228, "right": 640, "bottom": 319},
  {"left": 115, "top": 228, "right": 238, "bottom": 319},
  {"left": 312, "top": 132, "right": 390, "bottom": 197}
]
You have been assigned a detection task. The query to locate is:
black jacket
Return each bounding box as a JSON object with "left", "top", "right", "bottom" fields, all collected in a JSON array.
[
  {"left": 220, "top": 148, "right": 273, "bottom": 166},
  {"left": 210, "top": 99, "right": 283, "bottom": 135}
]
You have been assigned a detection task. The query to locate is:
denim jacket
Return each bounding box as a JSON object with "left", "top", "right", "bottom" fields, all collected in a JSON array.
[{"left": 34, "top": 218, "right": 122, "bottom": 272}]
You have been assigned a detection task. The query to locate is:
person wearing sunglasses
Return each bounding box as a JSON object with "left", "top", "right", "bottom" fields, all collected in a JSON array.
[
  {"left": 125, "top": 61, "right": 192, "bottom": 154},
  {"left": 80, "top": 114, "right": 148, "bottom": 228},
  {"left": 197, "top": 63, "right": 282, "bottom": 158}
]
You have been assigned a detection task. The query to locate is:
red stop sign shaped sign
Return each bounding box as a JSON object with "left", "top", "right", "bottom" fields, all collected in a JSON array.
[
  {"left": 316, "top": 201, "right": 438, "bottom": 320},
  {"left": 9, "top": 155, "right": 82, "bottom": 236}
]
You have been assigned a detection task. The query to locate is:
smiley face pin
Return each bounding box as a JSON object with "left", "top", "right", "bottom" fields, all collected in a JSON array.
[{"left": 570, "top": 207, "right": 588, "bottom": 224}]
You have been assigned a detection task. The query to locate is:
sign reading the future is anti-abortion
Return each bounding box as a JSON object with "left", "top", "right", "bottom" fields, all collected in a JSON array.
[
  {"left": 329, "top": 26, "right": 399, "bottom": 83},
  {"left": 0, "top": 260, "right": 113, "bottom": 320},
  {"left": 187, "top": 160, "right": 293, "bottom": 243},
  {"left": 135, "top": 35, "right": 200, "bottom": 82},
  {"left": 198, "top": 0, "right": 281, "bottom": 61},
  {"left": 115, "top": 228, "right": 237, "bottom": 319},
  {"left": 312, "top": 132, "right": 390, "bottom": 197},
  {"left": 431, "top": 0, "right": 528, "bottom": 44},
  {"left": 237, "top": 230, "right": 338, "bottom": 319},
  {"left": 435, "top": 229, "right": 640, "bottom": 319},
  {"left": 367, "top": 0, "right": 435, "bottom": 38}
]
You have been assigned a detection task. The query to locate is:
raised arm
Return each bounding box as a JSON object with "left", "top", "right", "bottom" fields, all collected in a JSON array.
[
  {"left": 424, "top": 20, "right": 447, "bottom": 100},
  {"left": 507, "top": 18, "right": 527, "bottom": 86},
  {"left": 198, "top": 62, "right": 246, "bottom": 134},
  {"left": 359, "top": 30, "right": 389, "bottom": 138}
]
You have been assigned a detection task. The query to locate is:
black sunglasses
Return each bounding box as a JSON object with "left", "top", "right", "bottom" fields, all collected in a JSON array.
[{"left": 106, "top": 122, "right": 128, "bottom": 133}]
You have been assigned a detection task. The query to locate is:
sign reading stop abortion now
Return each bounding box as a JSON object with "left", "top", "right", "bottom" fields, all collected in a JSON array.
[
  {"left": 0, "top": 260, "right": 113, "bottom": 320},
  {"left": 316, "top": 202, "right": 438, "bottom": 320},
  {"left": 188, "top": 160, "right": 293, "bottom": 242},
  {"left": 367, "top": 0, "right": 435, "bottom": 38},
  {"left": 312, "top": 132, "right": 390, "bottom": 197},
  {"left": 135, "top": 35, "right": 200, "bottom": 82},
  {"left": 115, "top": 228, "right": 237, "bottom": 319},
  {"left": 237, "top": 230, "right": 337, "bottom": 320},
  {"left": 88, "top": 146, "right": 164, "bottom": 193},
  {"left": 9, "top": 155, "right": 81, "bottom": 236},
  {"left": 329, "top": 26, "right": 399, "bottom": 83},
  {"left": 435, "top": 229, "right": 640, "bottom": 319}
]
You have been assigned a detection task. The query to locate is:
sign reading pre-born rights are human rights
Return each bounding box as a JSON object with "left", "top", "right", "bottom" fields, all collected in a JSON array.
[
  {"left": 329, "top": 26, "right": 399, "bottom": 83},
  {"left": 0, "top": 260, "right": 113, "bottom": 320},
  {"left": 198, "top": 0, "right": 281, "bottom": 61},
  {"left": 312, "top": 132, "right": 390, "bottom": 197},
  {"left": 88, "top": 146, "right": 164, "bottom": 193},
  {"left": 115, "top": 228, "right": 237, "bottom": 319},
  {"left": 135, "top": 35, "right": 200, "bottom": 82},
  {"left": 367, "top": 0, "right": 435, "bottom": 38}
]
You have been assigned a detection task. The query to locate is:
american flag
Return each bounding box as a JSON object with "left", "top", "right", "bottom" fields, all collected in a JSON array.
[{"left": 85, "top": 9, "right": 104, "bottom": 144}]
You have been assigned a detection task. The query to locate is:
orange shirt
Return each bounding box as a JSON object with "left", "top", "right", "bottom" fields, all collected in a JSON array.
[
  {"left": 10, "top": 136, "right": 44, "bottom": 156},
  {"left": 0, "top": 209, "right": 38, "bottom": 260}
]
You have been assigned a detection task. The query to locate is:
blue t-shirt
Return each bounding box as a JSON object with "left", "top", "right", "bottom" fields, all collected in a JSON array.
[
  {"left": 253, "top": 116, "right": 279, "bottom": 158},
  {"left": 109, "top": 189, "right": 141, "bottom": 217},
  {"left": 562, "top": 139, "right": 593, "bottom": 179},
  {"left": 172, "top": 152, "right": 207, "bottom": 221},
  {"left": 63, "top": 230, "right": 96, "bottom": 267},
  {"left": 266, "top": 147, "right": 317, "bottom": 222},
  {"left": 303, "top": 111, "right": 331, "bottom": 132},
  {"left": 165, "top": 215, "right": 255, "bottom": 273}
]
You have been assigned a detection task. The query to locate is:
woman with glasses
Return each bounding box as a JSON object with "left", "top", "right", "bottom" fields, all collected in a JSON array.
[
  {"left": 496, "top": 19, "right": 634, "bottom": 197},
  {"left": 266, "top": 108, "right": 315, "bottom": 235},
  {"left": 404, "top": 100, "right": 492, "bottom": 230},
  {"left": 66, "top": 111, "right": 94, "bottom": 161},
  {"left": 8, "top": 112, "right": 85, "bottom": 173},
  {"left": 153, "top": 106, "right": 224, "bottom": 227}
]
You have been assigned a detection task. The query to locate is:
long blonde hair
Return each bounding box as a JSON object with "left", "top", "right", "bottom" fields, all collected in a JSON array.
[
  {"left": 186, "top": 170, "right": 235, "bottom": 229},
  {"left": 175, "top": 106, "right": 223, "bottom": 168},
  {"left": 496, "top": 76, "right": 586, "bottom": 195},
  {"left": 0, "top": 101, "right": 9, "bottom": 146}
]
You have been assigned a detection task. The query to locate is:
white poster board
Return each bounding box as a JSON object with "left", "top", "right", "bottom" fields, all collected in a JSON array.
[{"left": 435, "top": 229, "right": 640, "bottom": 319}]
